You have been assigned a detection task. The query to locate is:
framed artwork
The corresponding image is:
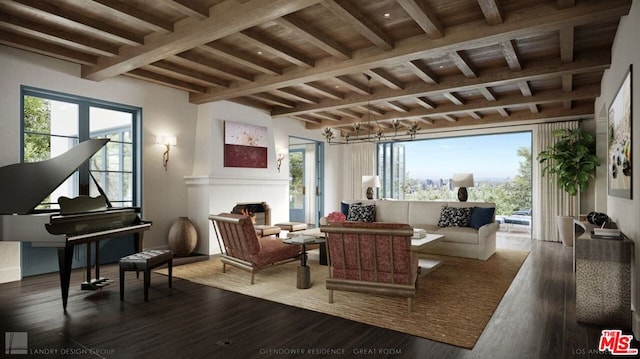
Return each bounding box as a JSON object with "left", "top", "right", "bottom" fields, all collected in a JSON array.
[
  {"left": 224, "top": 121, "right": 268, "bottom": 168},
  {"left": 608, "top": 65, "right": 632, "bottom": 199}
]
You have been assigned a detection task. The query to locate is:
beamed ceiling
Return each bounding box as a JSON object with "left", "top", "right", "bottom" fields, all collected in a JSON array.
[{"left": 0, "top": 0, "right": 632, "bottom": 137}]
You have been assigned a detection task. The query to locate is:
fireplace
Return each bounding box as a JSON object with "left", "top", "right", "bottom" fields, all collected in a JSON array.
[{"left": 231, "top": 202, "right": 271, "bottom": 225}]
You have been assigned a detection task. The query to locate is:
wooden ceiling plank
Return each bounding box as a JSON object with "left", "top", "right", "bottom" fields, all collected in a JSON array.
[
  {"left": 272, "top": 55, "right": 610, "bottom": 118},
  {"left": 500, "top": 40, "right": 521, "bottom": 70},
  {"left": 387, "top": 101, "right": 410, "bottom": 112},
  {"left": 449, "top": 51, "right": 477, "bottom": 78},
  {"left": 248, "top": 93, "right": 296, "bottom": 108},
  {"left": 236, "top": 29, "right": 314, "bottom": 68},
  {"left": 335, "top": 75, "right": 370, "bottom": 95},
  {"left": 559, "top": 26, "right": 574, "bottom": 63},
  {"left": 305, "top": 85, "right": 600, "bottom": 129},
  {"left": 302, "top": 82, "right": 344, "bottom": 100},
  {"left": 6, "top": 0, "right": 144, "bottom": 45},
  {"left": 312, "top": 111, "right": 342, "bottom": 122},
  {"left": 477, "top": 0, "right": 503, "bottom": 25},
  {"left": 149, "top": 61, "right": 229, "bottom": 88},
  {"left": 479, "top": 87, "right": 497, "bottom": 101},
  {"left": 416, "top": 97, "right": 436, "bottom": 109},
  {"left": 321, "top": 0, "right": 393, "bottom": 50},
  {"left": 125, "top": 69, "right": 207, "bottom": 93},
  {"left": 92, "top": 0, "right": 173, "bottom": 33},
  {"left": 276, "top": 15, "right": 351, "bottom": 60},
  {"left": 160, "top": 0, "right": 208, "bottom": 20},
  {"left": 396, "top": 0, "right": 443, "bottom": 38},
  {"left": 418, "top": 117, "right": 434, "bottom": 125},
  {"left": 0, "top": 29, "right": 97, "bottom": 65},
  {"left": 202, "top": 42, "right": 281, "bottom": 76},
  {"left": 468, "top": 111, "right": 483, "bottom": 120},
  {"left": 558, "top": 0, "right": 576, "bottom": 10},
  {"left": 192, "top": 0, "right": 629, "bottom": 105},
  {"left": 518, "top": 81, "right": 533, "bottom": 97},
  {"left": 82, "top": 0, "right": 323, "bottom": 80},
  {"left": 275, "top": 88, "right": 319, "bottom": 104},
  {"left": 529, "top": 104, "right": 539, "bottom": 113},
  {"left": 292, "top": 114, "right": 322, "bottom": 124},
  {"left": 366, "top": 68, "right": 404, "bottom": 90},
  {"left": 443, "top": 92, "right": 464, "bottom": 105},
  {"left": 0, "top": 13, "right": 119, "bottom": 57},
  {"left": 497, "top": 108, "right": 509, "bottom": 117},
  {"left": 441, "top": 114, "right": 458, "bottom": 122},
  {"left": 334, "top": 108, "right": 362, "bottom": 119},
  {"left": 405, "top": 60, "right": 438, "bottom": 84},
  {"left": 175, "top": 51, "right": 252, "bottom": 82}
]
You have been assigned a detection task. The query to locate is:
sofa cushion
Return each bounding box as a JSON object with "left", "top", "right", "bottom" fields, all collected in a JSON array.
[
  {"left": 407, "top": 201, "right": 447, "bottom": 227},
  {"left": 347, "top": 203, "right": 376, "bottom": 222},
  {"left": 469, "top": 206, "right": 496, "bottom": 229},
  {"left": 341, "top": 201, "right": 360, "bottom": 216},
  {"left": 435, "top": 226, "right": 480, "bottom": 245},
  {"left": 374, "top": 200, "right": 409, "bottom": 223},
  {"left": 437, "top": 207, "right": 472, "bottom": 227}
]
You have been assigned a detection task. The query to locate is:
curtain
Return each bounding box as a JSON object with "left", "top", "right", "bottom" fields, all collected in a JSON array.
[
  {"left": 534, "top": 121, "right": 578, "bottom": 242},
  {"left": 345, "top": 142, "right": 377, "bottom": 200}
]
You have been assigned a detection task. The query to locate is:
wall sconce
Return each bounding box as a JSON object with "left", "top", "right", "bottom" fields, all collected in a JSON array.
[
  {"left": 156, "top": 135, "right": 177, "bottom": 171},
  {"left": 362, "top": 175, "right": 380, "bottom": 200},
  {"left": 276, "top": 148, "right": 287, "bottom": 173}
]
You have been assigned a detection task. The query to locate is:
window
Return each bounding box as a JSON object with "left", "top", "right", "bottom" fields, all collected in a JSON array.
[
  {"left": 377, "top": 132, "right": 532, "bottom": 215},
  {"left": 21, "top": 86, "right": 141, "bottom": 210}
]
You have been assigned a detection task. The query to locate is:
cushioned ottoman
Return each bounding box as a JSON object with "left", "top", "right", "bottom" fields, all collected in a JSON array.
[
  {"left": 275, "top": 222, "right": 308, "bottom": 232},
  {"left": 119, "top": 249, "right": 173, "bottom": 302}
]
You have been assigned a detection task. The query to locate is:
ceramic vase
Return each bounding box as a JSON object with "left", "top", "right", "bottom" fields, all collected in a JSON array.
[{"left": 168, "top": 217, "right": 198, "bottom": 256}]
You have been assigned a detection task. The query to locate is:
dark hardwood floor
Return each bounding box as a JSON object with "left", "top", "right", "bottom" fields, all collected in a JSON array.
[{"left": 0, "top": 240, "right": 621, "bottom": 358}]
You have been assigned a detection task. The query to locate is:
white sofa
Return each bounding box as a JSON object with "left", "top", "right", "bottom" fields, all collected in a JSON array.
[{"left": 343, "top": 199, "right": 499, "bottom": 260}]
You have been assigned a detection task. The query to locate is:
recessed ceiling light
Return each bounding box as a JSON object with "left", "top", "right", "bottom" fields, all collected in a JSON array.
[
  {"left": 383, "top": 13, "right": 391, "bottom": 18},
  {"left": 257, "top": 51, "right": 263, "bottom": 55}
]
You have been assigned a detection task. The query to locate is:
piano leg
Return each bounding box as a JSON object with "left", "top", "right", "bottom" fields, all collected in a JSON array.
[{"left": 57, "top": 246, "right": 74, "bottom": 311}]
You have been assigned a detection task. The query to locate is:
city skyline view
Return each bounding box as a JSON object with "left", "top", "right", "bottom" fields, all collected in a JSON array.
[{"left": 403, "top": 132, "right": 532, "bottom": 180}]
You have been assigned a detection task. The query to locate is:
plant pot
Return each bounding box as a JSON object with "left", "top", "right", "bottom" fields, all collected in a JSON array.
[{"left": 557, "top": 216, "right": 574, "bottom": 247}]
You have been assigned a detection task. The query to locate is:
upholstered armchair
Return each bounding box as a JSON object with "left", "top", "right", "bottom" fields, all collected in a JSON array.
[
  {"left": 209, "top": 213, "right": 300, "bottom": 284},
  {"left": 320, "top": 222, "right": 419, "bottom": 312}
]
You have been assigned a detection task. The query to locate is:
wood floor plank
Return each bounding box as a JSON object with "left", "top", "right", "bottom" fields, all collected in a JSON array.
[{"left": 0, "top": 240, "right": 620, "bottom": 358}]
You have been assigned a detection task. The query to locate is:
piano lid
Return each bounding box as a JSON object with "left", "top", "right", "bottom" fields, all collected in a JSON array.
[{"left": 0, "top": 139, "right": 109, "bottom": 215}]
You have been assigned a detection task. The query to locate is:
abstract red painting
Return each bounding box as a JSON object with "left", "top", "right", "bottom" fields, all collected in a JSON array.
[{"left": 224, "top": 121, "right": 268, "bottom": 168}]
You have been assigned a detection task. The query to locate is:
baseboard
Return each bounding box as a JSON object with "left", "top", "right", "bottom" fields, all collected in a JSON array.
[
  {"left": 0, "top": 266, "right": 21, "bottom": 284},
  {"left": 633, "top": 311, "right": 640, "bottom": 339}
]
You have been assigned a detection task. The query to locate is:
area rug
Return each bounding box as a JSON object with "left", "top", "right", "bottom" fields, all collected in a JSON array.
[{"left": 156, "top": 249, "right": 528, "bottom": 349}]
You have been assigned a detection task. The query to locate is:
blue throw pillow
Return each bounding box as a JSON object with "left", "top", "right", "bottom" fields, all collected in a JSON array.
[{"left": 469, "top": 207, "right": 495, "bottom": 229}]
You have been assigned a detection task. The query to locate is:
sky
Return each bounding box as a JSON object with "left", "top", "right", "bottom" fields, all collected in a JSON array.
[{"left": 402, "top": 132, "right": 532, "bottom": 180}]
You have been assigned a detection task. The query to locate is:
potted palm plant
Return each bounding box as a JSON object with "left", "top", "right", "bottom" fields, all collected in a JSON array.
[{"left": 537, "top": 127, "right": 600, "bottom": 246}]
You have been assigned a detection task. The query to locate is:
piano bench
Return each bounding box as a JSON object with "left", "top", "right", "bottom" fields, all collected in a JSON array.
[{"left": 119, "top": 249, "right": 173, "bottom": 302}]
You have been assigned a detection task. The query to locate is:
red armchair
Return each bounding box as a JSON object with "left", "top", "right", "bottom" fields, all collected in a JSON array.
[
  {"left": 321, "top": 222, "right": 419, "bottom": 311},
  {"left": 209, "top": 213, "right": 300, "bottom": 284}
]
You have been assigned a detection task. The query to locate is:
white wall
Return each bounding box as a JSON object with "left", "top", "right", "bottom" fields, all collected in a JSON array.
[
  {"left": 0, "top": 45, "right": 198, "bottom": 281},
  {"left": 593, "top": 2, "right": 640, "bottom": 337}
]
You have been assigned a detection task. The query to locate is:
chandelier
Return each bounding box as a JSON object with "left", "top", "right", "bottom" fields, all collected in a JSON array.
[{"left": 322, "top": 74, "right": 422, "bottom": 145}]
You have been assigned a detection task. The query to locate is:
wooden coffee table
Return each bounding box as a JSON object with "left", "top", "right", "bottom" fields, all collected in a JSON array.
[{"left": 412, "top": 232, "right": 445, "bottom": 276}]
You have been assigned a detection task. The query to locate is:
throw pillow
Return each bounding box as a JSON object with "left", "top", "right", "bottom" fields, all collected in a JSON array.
[
  {"left": 347, "top": 203, "right": 375, "bottom": 222},
  {"left": 469, "top": 207, "right": 495, "bottom": 229},
  {"left": 438, "top": 207, "right": 472, "bottom": 227},
  {"left": 341, "top": 201, "right": 360, "bottom": 216}
]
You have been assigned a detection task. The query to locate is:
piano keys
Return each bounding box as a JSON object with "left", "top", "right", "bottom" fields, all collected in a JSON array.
[{"left": 0, "top": 139, "right": 152, "bottom": 310}]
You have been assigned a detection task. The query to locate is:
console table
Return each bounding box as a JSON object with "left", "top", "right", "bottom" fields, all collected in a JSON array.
[{"left": 574, "top": 221, "right": 633, "bottom": 328}]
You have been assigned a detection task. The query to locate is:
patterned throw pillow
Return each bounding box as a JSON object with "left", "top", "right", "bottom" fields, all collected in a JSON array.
[
  {"left": 347, "top": 203, "right": 376, "bottom": 222},
  {"left": 438, "top": 207, "right": 472, "bottom": 227}
]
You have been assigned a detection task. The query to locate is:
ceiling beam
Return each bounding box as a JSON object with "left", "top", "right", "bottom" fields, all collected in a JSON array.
[
  {"left": 191, "top": 0, "right": 628, "bottom": 104},
  {"left": 306, "top": 85, "right": 600, "bottom": 129},
  {"left": 81, "top": 0, "right": 323, "bottom": 80},
  {"left": 236, "top": 29, "right": 314, "bottom": 68},
  {"left": 396, "top": 0, "right": 443, "bottom": 38},
  {"left": 321, "top": 0, "right": 393, "bottom": 50},
  {"left": 272, "top": 54, "right": 609, "bottom": 117},
  {"left": 275, "top": 15, "right": 351, "bottom": 60},
  {"left": 477, "top": 0, "right": 503, "bottom": 25}
]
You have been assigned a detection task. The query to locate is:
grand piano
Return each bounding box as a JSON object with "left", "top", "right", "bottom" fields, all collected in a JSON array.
[{"left": 0, "top": 139, "right": 152, "bottom": 310}]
